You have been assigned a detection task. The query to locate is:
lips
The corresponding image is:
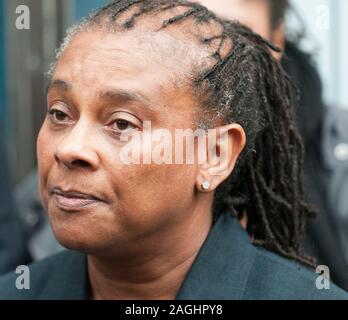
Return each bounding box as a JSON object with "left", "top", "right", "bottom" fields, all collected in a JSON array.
[{"left": 51, "top": 187, "right": 105, "bottom": 211}]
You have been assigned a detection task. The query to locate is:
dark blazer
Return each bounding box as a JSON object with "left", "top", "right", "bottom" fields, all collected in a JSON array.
[{"left": 0, "top": 211, "right": 347, "bottom": 300}]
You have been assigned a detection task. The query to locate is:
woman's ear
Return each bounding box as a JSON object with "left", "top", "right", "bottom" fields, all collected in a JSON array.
[{"left": 196, "top": 123, "right": 246, "bottom": 193}]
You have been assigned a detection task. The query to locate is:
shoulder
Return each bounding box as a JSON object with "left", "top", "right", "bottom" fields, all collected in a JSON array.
[
  {"left": 0, "top": 250, "right": 86, "bottom": 300},
  {"left": 242, "top": 246, "right": 348, "bottom": 300}
]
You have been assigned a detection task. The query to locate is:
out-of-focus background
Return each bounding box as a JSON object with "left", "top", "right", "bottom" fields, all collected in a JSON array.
[
  {"left": 0, "top": 0, "right": 347, "bottom": 184},
  {"left": 290, "top": 0, "right": 348, "bottom": 109},
  {"left": 0, "top": 0, "right": 109, "bottom": 184}
]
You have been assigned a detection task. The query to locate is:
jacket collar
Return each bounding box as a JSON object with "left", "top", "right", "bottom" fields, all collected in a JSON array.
[
  {"left": 37, "top": 250, "right": 89, "bottom": 299},
  {"left": 176, "top": 211, "right": 256, "bottom": 299},
  {"left": 40, "top": 211, "right": 255, "bottom": 299}
]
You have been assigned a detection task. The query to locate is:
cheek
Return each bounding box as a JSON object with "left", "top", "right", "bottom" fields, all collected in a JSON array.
[
  {"left": 113, "top": 162, "right": 197, "bottom": 223},
  {"left": 37, "top": 124, "right": 53, "bottom": 171},
  {"left": 109, "top": 133, "right": 197, "bottom": 211},
  {"left": 109, "top": 128, "right": 199, "bottom": 218},
  {"left": 37, "top": 123, "right": 55, "bottom": 205}
]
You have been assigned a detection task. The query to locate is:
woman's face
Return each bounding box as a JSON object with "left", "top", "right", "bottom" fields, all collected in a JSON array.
[{"left": 37, "top": 31, "right": 209, "bottom": 256}]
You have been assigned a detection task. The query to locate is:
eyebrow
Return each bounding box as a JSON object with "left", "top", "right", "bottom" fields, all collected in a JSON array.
[
  {"left": 46, "top": 80, "right": 148, "bottom": 105},
  {"left": 46, "top": 79, "right": 72, "bottom": 94},
  {"left": 46, "top": 79, "right": 155, "bottom": 113},
  {"left": 99, "top": 88, "right": 150, "bottom": 106}
]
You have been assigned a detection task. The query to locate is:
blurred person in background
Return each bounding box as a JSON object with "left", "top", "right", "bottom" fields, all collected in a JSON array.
[
  {"left": 0, "top": 124, "right": 64, "bottom": 276},
  {"left": 197, "top": 0, "right": 348, "bottom": 290},
  {"left": 0, "top": 128, "right": 30, "bottom": 273},
  {"left": 12, "top": 170, "right": 63, "bottom": 265}
]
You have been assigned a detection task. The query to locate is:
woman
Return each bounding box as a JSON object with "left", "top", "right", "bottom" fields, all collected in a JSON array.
[{"left": 0, "top": 0, "right": 346, "bottom": 299}]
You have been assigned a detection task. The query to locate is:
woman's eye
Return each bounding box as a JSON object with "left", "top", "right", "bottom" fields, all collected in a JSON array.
[
  {"left": 48, "top": 109, "right": 70, "bottom": 123},
  {"left": 112, "top": 119, "right": 137, "bottom": 132}
]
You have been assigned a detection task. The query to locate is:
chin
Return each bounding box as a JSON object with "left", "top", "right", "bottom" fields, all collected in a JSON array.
[
  {"left": 52, "top": 227, "right": 94, "bottom": 253},
  {"left": 46, "top": 200, "right": 120, "bottom": 254},
  {"left": 48, "top": 217, "right": 114, "bottom": 256}
]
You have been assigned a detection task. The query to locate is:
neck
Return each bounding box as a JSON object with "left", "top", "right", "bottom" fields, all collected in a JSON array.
[{"left": 88, "top": 202, "right": 213, "bottom": 300}]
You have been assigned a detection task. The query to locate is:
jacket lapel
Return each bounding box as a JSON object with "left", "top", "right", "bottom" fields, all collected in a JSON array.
[
  {"left": 176, "top": 211, "right": 256, "bottom": 300},
  {"left": 37, "top": 250, "right": 89, "bottom": 299}
]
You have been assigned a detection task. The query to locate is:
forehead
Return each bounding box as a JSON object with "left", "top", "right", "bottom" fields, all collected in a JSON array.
[
  {"left": 50, "top": 30, "right": 209, "bottom": 122},
  {"left": 53, "top": 29, "right": 211, "bottom": 94},
  {"left": 55, "top": 31, "right": 179, "bottom": 82}
]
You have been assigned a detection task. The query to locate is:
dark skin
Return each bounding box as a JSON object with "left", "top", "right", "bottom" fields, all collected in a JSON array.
[{"left": 37, "top": 30, "right": 246, "bottom": 299}]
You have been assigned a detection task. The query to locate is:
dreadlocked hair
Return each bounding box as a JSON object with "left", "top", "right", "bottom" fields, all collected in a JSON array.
[{"left": 50, "top": 0, "right": 317, "bottom": 267}]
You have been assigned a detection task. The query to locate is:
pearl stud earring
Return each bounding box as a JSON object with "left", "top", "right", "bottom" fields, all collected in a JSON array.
[{"left": 201, "top": 181, "right": 210, "bottom": 190}]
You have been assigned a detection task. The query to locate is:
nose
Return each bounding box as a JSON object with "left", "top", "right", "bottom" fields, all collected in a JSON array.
[{"left": 54, "top": 121, "right": 99, "bottom": 171}]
